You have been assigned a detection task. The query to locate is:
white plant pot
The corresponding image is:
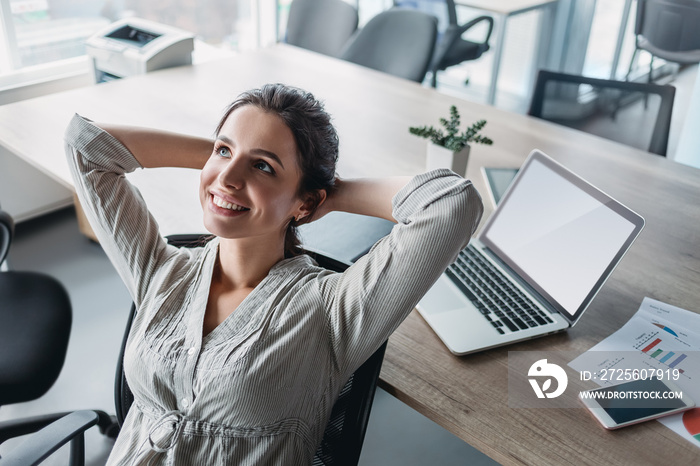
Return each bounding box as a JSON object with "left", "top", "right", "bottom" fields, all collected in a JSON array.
[{"left": 426, "top": 143, "right": 470, "bottom": 176}]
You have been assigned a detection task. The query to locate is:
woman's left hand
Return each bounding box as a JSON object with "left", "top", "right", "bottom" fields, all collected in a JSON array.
[{"left": 300, "top": 177, "right": 341, "bottom": 224}]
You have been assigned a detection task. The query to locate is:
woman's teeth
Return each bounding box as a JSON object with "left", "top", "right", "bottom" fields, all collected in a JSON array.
[{"left": 213, "top": 195, "right": 248, "bottom": 211}]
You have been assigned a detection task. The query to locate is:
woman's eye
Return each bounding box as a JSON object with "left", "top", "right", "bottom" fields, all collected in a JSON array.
[
  {"left": 254, "top": 161, "right": 274, "bottom": 174},
  {"left": 216, "top": 146, "right": 231, "bottom": 158}
]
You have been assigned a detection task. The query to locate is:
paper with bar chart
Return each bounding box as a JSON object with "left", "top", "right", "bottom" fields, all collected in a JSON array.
[{"left": 569, "top": 297, "right": 700, "bottom": 448}]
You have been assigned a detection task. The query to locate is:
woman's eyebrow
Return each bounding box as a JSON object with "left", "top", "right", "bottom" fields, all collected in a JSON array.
[{"left": 217, "top": 135, "right": 284, "bottom": 169}]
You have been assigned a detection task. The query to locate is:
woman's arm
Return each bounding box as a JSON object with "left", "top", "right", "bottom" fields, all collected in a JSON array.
[
  {"left": 316, "top": 177, "right": 412, "bottom": 223},
  {"left": 95, "top": 122, "right": 213, "bottom": 169},
  {"left": 316, "top": 170, "right": 484, "bottom": 376},
  {"left": 65, "top": 115, "right": 202, "bottom": 307}
]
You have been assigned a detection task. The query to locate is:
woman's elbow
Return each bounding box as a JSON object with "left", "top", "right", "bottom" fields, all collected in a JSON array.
[{"left": 454, "top": 183, "right": 484, "bottom": 249}]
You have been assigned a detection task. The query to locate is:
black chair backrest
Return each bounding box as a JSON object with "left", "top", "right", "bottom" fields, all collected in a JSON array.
[
  {"left": 311, "top": 341, "right": 386, "bottom": 466},
  {"left": 285, "top": 0, "right": 359, "bottom": 58},
  {"left": 115, "top": 236, "right": 387, "bottom": 466},
  {"left": 0, "top": 207, "right": 72, "bottom": 407},
  {"left": 528, "top": 70, "right": 676, "bottom": 156},
  {"left": 340, "top": 8, "right": 438, "bottom": 83},
  {"left": 0, "top": 207, "right": 14, "bottom": 265}
]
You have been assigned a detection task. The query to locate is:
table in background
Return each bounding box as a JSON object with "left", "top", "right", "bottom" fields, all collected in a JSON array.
[
  {"left": 0, "top": 44, "right": 698, "bottom": 465},
  {"left": 456, "top": 0, "right": 559, "bottom": 105}
]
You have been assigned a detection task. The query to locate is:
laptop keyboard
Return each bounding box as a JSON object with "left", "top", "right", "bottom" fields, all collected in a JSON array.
[{"left": 445, "top": 245, "right": 554, "bottom": 334}]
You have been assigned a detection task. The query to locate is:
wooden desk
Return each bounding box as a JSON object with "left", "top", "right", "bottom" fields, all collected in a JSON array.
[{"left": 0, "top": 45, "right": 698, "bottom": 465}]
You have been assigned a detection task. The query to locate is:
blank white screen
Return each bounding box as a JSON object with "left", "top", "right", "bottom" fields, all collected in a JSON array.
[{"left": 484, "top": 159, "right": 636, "bottom": 316}]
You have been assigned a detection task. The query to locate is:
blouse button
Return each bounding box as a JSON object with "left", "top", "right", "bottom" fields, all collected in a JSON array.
[
  {"left": 187, "top": 347, "right": 196, "bottom": 356},
  {"left": 182, "top": 398, "right": 190, "bottom": 408}
]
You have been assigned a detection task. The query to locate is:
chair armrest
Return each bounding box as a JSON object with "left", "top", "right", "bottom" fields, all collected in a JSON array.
[
  {"left": 455, "top": 15, "right": 494, "bottom": 44},
  {"left": 0, "top": 411, "right": 99, "bottom": 466},
  {"left": 0, "top": 413, "right": 74, "bottom": 445},
  {"left": 434, "top": 15, "right": 494, "bottom": 67}
]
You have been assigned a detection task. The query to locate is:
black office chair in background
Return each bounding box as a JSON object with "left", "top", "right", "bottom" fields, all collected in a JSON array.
[
  {"left": 2, "top": 233, "right": 387, "bottom": 466},
  {"left": 529, "top": 70, "right": 676, "bottom": 156},
  {"left": 285, "top": 0, "right": 359, "bottom": 58},
  {"left": 0, "top": 206, "right": 115, "bottom": 465},
  {"left": 626, "top": 0, "right": 700, "bottom": 83},
  {"left": 396, "top": 0, "right": 493, "bottom": 88},
  {"left": 340, "top": 8, "right": 438, "bottom": 83}
]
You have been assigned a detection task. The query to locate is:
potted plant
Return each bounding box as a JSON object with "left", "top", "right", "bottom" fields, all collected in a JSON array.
[{"left": 409, "top": 105, "right": 493, "bottom": 176}]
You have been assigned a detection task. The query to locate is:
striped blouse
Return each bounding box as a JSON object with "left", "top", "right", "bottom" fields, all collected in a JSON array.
[{"left": 64, "top": 114, "right": 483, "bottom": 465}]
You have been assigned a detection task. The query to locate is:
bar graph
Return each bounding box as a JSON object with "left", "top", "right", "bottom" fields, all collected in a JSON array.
[
  {"left": 641, "top": 337, "right": 661, "bottom": 353},
  {"left": 638, "top": 334, "right": 688, "bottom": 373},
  {"left": 669, "top": 354, "right": 687, "bottom": 369}
]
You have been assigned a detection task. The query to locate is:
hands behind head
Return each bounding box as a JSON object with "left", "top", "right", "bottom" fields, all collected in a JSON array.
[{"left": 296, "top": 176, "right": 341, "bottom": 225}]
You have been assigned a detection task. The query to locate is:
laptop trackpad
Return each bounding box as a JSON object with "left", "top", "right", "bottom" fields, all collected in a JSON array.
[{"left": 419, "top": 278, "right": 466, "bottom": 315}]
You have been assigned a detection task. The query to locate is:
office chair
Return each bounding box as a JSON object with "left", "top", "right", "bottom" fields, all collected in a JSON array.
[
  {"left": 6, "top": 233, "right": 387, "bottom": 465},
  {"left": 529, "top": 70, "right": 676, "bottom": 156},
  {"left": 626, "top": 0, "right": 700, "bottom": 82},
  {"left": 340, "top": 8, "right": 438, "bottom": 83},
  {"left": 0, "top": 207, "right": 115, "bottom": 466},
  {"left": 396, "top": 0, "right": 493, "bottom": 88},
  {"left": 285, "top": 0, "right": 359, "bottom": 58}
]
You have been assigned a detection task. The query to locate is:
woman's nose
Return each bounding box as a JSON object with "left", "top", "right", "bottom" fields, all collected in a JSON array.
[{"left": 218, "top": 157, "right": 245, "bottom": 190}]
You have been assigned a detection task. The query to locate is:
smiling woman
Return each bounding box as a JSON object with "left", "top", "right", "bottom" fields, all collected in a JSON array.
[{"left": 64, "top": 82, "right": 483, "bottom": 465}]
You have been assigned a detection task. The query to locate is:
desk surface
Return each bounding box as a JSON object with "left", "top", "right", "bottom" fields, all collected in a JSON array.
[
  {"left": 0, "top": 45, "right": 698, "bottom": 465},
  {"left": 456, "top": 0, "right": 558, "bottom": 17}
]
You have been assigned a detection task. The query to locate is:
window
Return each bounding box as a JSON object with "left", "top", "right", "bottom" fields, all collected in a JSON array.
[
  {"left": 1, "top": 0, "right": 110, "bottom": 73},
  {"left": 581, "top": 0, "right": 637, "bottom": 80},
  {"left": 1, "top": 0, "right": 258, "bottom": 88},
  {"left": 581, "top": 0, "right": 669, "bottom": 81}
]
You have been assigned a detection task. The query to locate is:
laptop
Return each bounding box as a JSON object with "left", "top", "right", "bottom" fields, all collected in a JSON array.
[{"left": 417, "top": 149, "right": 645, "bottom": 355}]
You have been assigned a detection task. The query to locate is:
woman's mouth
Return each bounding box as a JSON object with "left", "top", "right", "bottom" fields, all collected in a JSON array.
[{"left": 211, "top": 195, "right": 250, "bottom": 212}]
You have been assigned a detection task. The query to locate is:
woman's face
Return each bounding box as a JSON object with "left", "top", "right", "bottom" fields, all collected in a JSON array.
[{"left": 200, "top": 105, "right": 310, "bottom": 242}]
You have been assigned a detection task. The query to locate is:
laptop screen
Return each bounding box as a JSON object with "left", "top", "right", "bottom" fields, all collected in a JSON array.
[{"left": 479, "top": 150, "right": 644, "bottom": 325}]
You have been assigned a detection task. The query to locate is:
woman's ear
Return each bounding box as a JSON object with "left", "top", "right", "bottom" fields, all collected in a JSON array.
[{"left": 295, "top": 189, "right": 327, "bottom": 222}]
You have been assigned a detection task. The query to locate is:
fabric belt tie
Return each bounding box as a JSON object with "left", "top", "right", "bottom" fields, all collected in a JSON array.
[
  {"left": 132, "top": 410, "right": 187, "bottom": 465},
  {"left": 149, "top": 410, "right": 186, "bottom": 452}
]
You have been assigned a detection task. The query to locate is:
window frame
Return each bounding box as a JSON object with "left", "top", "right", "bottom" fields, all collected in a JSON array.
[{"left": 0, "top": 0, "right": 22, "bottom": 73}]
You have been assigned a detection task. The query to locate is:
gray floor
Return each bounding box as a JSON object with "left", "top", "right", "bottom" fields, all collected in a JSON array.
[{"left": 0, "top": 207, "right": 498, "bottom": 465}]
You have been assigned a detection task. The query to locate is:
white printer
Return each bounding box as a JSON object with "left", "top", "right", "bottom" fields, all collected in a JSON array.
[{"left": 86, "top": 18, "right": 194, "bottom": 82}]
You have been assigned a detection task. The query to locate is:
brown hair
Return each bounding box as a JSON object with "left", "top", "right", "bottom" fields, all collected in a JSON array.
[{"left": 216, "top": 83, "right": 339, "bottom": 257}]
